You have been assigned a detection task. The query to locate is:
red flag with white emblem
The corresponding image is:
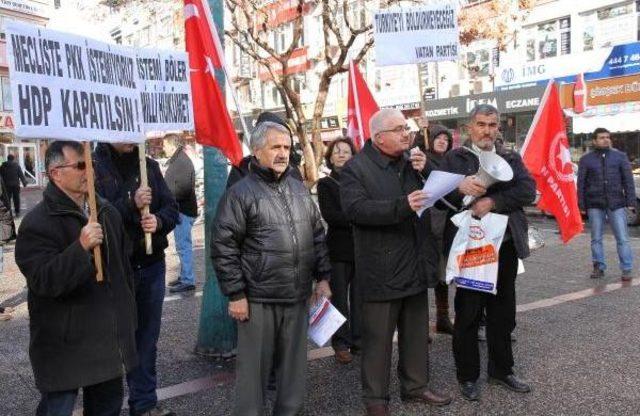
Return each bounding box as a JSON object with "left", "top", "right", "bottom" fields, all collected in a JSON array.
[
  {"left": 184, "top": 0, "right": 242, "bottom": 165},
  {"left": 347, "top": 61, "right": 379, "bottom": 150},
  {"left": 521, "top": 80, "right": 583, "bottom": 243}
]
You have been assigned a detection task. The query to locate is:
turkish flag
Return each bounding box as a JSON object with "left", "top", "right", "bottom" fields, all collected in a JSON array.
[
  {"left": 184, "top": 0, "right": 242, "bottom": 165},
  {"left": 347, "top": 61, "right": 379, "bottom": 150},
  {"left": 521, "top": 81, "right": 583, "bottom": 243}
]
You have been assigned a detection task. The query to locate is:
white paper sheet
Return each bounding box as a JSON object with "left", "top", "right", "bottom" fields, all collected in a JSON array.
[
  {"left": 308, "top": 297, "right": 346, "bottom": 347},
  {"left": 417, "top": 170, "right": 465, "bottom": 217}
]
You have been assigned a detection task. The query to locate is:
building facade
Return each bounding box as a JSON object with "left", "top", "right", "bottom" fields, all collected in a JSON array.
[{"left": 0, "top": 0, "right": 52, "bottom": 186}]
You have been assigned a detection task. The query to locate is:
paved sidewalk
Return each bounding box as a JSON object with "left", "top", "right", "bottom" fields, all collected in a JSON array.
[{"left": 2, "top": 207, "right": 640, "bottom": 414}]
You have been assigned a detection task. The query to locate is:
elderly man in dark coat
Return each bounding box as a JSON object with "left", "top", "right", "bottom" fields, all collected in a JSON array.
[
  {"left": 340, "top": 108, "right": 452, "bottom": 416},
  {"left": 438, "top": 104, "right": 536, "bottom": 402},
  {"left": 15, "top": 141, "right": 137, "bottom": 416},
  {"left": 212, "top": 120, "right": 331, "bottom": 416}
]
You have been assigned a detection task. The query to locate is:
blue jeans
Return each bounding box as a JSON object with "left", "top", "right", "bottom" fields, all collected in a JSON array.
[
  {"left": 588, "top": 208, "right": 634, "bottom": 272},
  {"left": 36, "top": 377, "right": 123, "bottom": 416},
  {"left": 173, "top": 213, "right": 196, "bottom": 286},
  {"left": 127, "top": 260, "right": 166, "bottom": 415}
]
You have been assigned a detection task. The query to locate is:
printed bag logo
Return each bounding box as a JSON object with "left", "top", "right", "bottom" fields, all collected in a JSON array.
[
  {"left": 468, "top": 225, "right": 485, "bottom": 240},
  {"left": 457, "top": 244, "right": 497, "bottom": 269}
]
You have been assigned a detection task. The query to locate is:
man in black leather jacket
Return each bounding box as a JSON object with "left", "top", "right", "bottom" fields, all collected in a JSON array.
[{"left": 212, "top": 120, "right": 331, "bottom": 416}]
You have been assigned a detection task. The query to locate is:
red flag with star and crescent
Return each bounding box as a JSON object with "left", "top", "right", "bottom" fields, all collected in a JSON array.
[
  {"left": 184, "top": 0, "right": 242, "bottom": 165},
  {"left": 520, "top": 80, "right": 583, "bottom": 243},
  {"left": 347, "top": 61, "right": 379, "bottom": 150}
]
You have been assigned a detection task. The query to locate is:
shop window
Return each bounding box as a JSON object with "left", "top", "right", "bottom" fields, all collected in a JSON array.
[
  {"left": 582, "top": 1, "right": 635, "bottom": 51},
  {"left": 525, "top": 17, "right": 571, "bottom": 61}
]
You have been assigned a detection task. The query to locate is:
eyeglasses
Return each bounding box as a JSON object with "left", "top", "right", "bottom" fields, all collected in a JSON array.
[
  {"left": 378, "top": 125, "right": 414, "bottom": 138},
  {"left": 53, "top": 161, "right": 87, "bottom": 171}
]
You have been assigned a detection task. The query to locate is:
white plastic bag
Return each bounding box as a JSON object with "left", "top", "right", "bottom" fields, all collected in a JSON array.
[{"left": 445, "top": 210, "right": 509, "bottom": 295}]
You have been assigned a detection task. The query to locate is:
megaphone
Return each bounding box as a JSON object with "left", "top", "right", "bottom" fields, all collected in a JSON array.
[{"left": 463, "top": 151, "right": 514, "bottom": 206}]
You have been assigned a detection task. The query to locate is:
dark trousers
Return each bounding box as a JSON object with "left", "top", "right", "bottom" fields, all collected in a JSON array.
[
  {"left": 7, "top": 185, "right": 20, "bottom": 215},
  {"left": 452, "top": 240, "right": 518, "bottom": 382},
  {"left": 329, "top": 261, "right": 362, "bottom": 351},
  {"left": 36, "top": 377, "right": 123, "bottom": 416},
  {"left": 361, "top": 292, "right": 429, "bottom": 406},
  {"left": 234, "top": 301, "right": 308, "bottom": 416},
  {"left": 127, "top": 260, "right": 166, "bottom": 415}
]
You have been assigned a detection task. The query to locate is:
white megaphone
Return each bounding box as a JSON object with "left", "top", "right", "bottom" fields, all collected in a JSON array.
[{"left": 463, "top": 151, "right": 514, "bottom": 206}]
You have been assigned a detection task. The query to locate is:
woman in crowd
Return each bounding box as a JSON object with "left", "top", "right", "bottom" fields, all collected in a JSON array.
[
  {"left": 317, "top": 138, "right": 360, "bottom": 364},
  {"left": 421, "top": 124, "right": 455, "bottom": 334}
]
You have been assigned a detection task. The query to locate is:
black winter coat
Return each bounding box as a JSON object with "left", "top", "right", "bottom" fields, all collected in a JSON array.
[
  {"left": 212, "top": 158, "right": 331, "bottom": 303},
  {"left": 0, "top": 176, "right": 15, "bottom": 243},
  {"left": 15, "top": 183, "right": 137, "bottom": 392},
  {"left": 94, "top": 144, "right": 179, "bottom": 268},
  {"left": 577, "top": 148, "right": 636, "bottom": 211},
  {"left": 340, "top": 141, "right": 436, "bottom": 302},
  {"left": 0, "top": 160, "right": 27, "bottom": 188},
  {"left": 317, "top": 170, "right": 354, "bottom": 263},
  {"left": 164, "top": 146, "right": 198, "bottom": 217},
  {"left": 438, "top": 144, "right": 536, "bottom": 259}
]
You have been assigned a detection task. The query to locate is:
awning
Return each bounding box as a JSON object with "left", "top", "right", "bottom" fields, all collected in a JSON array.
[{"left": 572, "top": 112, "right": 640, "bottom": 134}]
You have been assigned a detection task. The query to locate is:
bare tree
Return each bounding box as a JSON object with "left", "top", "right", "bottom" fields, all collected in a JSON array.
[{"left": 225, "top": 0, "right": 399, "bottom": 182}]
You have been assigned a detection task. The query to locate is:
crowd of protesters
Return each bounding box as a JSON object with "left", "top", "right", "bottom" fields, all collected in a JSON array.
[{"left": 6, "top": 104, "right": 637, "bottom": 416}]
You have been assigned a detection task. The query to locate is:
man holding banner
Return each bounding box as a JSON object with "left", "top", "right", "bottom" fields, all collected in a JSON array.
[
  {"left": 438, "top": 104, "right": 535, "bottom": 401},
  {"left": 15, "top": 141, "right": 137, "bottom": 416},
  {"left": 94, "top": 143, "right": 178, "bottom": 416}
]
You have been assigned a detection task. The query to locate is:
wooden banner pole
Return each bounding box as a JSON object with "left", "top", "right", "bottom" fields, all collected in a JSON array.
[
  {"left": 138, "top": 145, "right": 153, "bottom": 255},
  {"left": 83, "top": 142, "right": 104, "bottom": 282},
  {"left": 417, "top": 64, "right": 429, "bottom": 148}
]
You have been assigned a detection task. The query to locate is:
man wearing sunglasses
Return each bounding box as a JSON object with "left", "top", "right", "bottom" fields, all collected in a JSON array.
[
  {"left": 340, "top": 108, "right": 451, "bottom": 416},
  {"left": 94, "top": 142, "right": 178, "bottom": 416},
  {"left": 15, "top": 141, "right": 137, "bottom": 416}
]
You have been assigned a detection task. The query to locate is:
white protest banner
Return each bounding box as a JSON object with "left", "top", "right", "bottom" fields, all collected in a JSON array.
[
  {"left": 5, "top": 21, "right": 145, "bottom": 143},
  {"left": 137, "top": 48, "right": 194, "bottom": 133},
  {"left": 373, "top": 4, "right": 459, "bottom": 67}
]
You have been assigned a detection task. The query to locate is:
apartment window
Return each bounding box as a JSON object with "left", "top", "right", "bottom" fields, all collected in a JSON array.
[
  {"left": 290, "top": 74, "right": 306, "bottom": 94},
  {"left": 140, "top": 26, "right": 151, "bottom": 46},
  {"left": 466, "top": 48, "right": 490, "bottom": 77},
  {"left": 1, "top": 77, "right": 12, "bottom": 111},
  {"left": 525, "top": 17, "right": 571, "bottom": 61},
  {"left": 582, "top": 2, "right": 636, "bottom": 51}
]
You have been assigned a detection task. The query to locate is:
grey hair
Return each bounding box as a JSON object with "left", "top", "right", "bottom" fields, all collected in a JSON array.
[
  {"left": 45, "top": 141, "right": 84, "bottom": 173},
  {"left": 250, "top": 121, "right": 291, "bottom": 152},
  {"left": 469, "top": 104, "right": 500, "bottom": 121},
  {"left": 369, "top": 108, "right": 404, "bottom": 139}
]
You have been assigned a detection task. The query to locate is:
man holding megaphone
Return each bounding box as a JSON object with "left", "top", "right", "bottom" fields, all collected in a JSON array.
[{"left": 437, "top": 104, "right": 536, "bottom": 402}]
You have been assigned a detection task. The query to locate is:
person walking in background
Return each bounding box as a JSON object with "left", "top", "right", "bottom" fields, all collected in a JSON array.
[
  {"left": 578, "top": 127, "right": 636, "bottom": 281},
  {"left": 0, "top": 174, "right": 16, "bottom": 319},
  {"left": 164, "top": 137, "right": 198, "bottom": 293},
  {"left": 423, "top": 125, "right": 455, "bottom": 335},
  {"left": 341, "top": 109, "right": 451, "bottom": 416},
  {"left": 94, "top": 143, "right": 178, "bottom": 416},
  {"left": 317, "top": 138, "right": 361, "bottom": 364},
  {"left": 0, "top": 154, "right": 28, "bottom": 216},
  {"left": 15, "top": 141, "right": 137, "bottom": 416},
  {"left": 212, "top": 120, "right": 331, "bottom": 415}
]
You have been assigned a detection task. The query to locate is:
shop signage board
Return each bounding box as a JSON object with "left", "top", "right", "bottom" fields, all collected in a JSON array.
[
  {"left": 558, "top": 73, "right": 640, "bottom": 108},
  {"left": 495, "top": 42, "right": 640, "bottom": 90},
  {"left": 423, "top": 85, "right": 546, "bottom": 120},
  {"left": 373, "top": 3, "right": 459, "bottom": 66}
]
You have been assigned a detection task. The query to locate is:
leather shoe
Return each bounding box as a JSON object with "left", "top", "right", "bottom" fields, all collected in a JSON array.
[
  {"left": 488, "top": 375, "right": 531, "bottom": 393},
  {"left": 365, "top": 404, "right": 389, "bottom": 416},
  {"left": 460, "top": 381, "right": 480, "bottom": 401},
  {"left": 169, "top": 283, "right": 196, "bottom": 293},
  {"left": 401, "top": 389, "right": 452, "bottom": 406},
  {"left": 334, "top": 349, "right": 353, "bottom": 364}
]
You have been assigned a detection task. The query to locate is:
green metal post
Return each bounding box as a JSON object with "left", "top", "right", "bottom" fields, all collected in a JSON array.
[{"left": 195, "top": 0, "right": 237, "bottom": 357}]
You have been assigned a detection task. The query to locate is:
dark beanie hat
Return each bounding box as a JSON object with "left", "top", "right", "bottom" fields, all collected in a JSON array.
[{"left": 256, "top": 111, "right": 292, "bottom": 136}]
